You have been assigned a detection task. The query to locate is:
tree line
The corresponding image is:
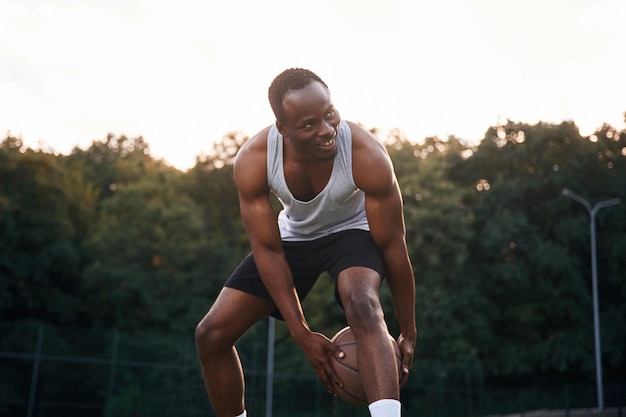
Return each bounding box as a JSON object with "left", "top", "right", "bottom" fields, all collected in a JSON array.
[{"left": 1, "top": 116, "right": 625, "bottom": 389}]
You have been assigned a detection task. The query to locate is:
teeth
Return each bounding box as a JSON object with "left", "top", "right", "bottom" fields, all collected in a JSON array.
[{"left": 321, "top": 138, "right": 334, "bottom": 146}]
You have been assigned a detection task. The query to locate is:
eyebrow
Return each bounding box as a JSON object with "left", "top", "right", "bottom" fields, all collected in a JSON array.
[
  {"left": 298, "top": 117, "right": 317, "bottom": 127},
  {"left": 296, "top": 104, "right": 335, "bottom": 127}
]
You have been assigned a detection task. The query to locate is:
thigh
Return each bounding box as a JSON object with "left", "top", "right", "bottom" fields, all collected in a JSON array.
[
  {"left": 224, "top": 253, "right": 274, "bottom": 302},
  {"left": 199, "top": 287, "right": 276, "bottom": 346},
  {"left": 223, "top": 252, "right": 320, "bottom": 320},
  {"left": 319, "top": 230, "right": 384, "bottom": 307},
  {"left": 336, "top": 266, "right": 383, "bottom": 305},
  {"left": 325, "top": 230, "right": 384, "bottom": 281}
]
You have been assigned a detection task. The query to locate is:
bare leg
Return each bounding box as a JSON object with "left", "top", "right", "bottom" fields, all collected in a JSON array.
[
  {"left": 337, "top": 267, "right": 400, "bottom": 402},
  {"left": 195, "top": 287, "right": 276, "bottom": 417}
]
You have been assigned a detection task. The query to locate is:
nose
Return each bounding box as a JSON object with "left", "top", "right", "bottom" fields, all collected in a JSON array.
[{"left": 320, "top": 121, "right": 335, "bottom": 137}]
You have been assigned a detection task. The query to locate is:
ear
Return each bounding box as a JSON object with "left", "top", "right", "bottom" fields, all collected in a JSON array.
[{"left": 276, "top": 120, "right": 288, "bottom": 137}]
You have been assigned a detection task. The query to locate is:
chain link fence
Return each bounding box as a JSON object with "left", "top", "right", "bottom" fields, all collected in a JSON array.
[{"left": 1, "top": 321, "right": 623, "bottom": 417}]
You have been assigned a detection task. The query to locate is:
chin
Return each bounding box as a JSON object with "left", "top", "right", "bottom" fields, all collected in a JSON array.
[{"left": 316, "top": 147, "right": 338, "bottom": 161}]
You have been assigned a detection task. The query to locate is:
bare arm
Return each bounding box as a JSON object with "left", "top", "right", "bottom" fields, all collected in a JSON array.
[
  {"left": 234, "top": 134, "right": 307, "bottom": 335},
  {"left": 350, "top": 122, "right": 417, "bottom": 383},
  {"left": 233, "top": 130, "right": 342, "bottom": 392}
]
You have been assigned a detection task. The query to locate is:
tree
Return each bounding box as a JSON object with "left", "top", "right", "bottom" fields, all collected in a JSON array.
[
  {"left": 455, "top": 120, "right": 626, "bottom": 383},
  {"left": 0, "top": 136, "right": 96, "bottom": 323},
  {"left": 64, "top": 133, "right": 173, "bottom": 201},
  {"left": 386, "top": 133, "right": 490, "bottom": 370},
  {"left": 80, "top": 174, "right": 217, "bottom": 332},
  {"left": 185, "top": 131, "right": 253, "bottom": 272}
]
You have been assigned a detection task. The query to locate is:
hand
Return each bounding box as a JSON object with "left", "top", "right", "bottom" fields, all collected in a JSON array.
[
  {"left": 397, "top": 333, "right": 416, "bottom": 387},
  {"left": 294, "top": 331, "right": 344, "bottom": 395}
]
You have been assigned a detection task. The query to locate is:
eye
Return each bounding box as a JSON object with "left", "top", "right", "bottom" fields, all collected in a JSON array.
[{"left": 301, "top": 122, "right": 314, "bottom": 131}]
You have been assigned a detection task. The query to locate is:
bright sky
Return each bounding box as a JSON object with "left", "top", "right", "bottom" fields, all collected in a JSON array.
[{"left": 1, "top": 0, "right": 624, "bottom": 170}]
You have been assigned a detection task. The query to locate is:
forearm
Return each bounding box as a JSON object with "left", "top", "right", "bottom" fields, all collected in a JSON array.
[
  {"left": 383, "top": 244, "right": 417, "bottom": 340},
  {"left": 254, "top": 249, "right": 311, "bottom": 338}
]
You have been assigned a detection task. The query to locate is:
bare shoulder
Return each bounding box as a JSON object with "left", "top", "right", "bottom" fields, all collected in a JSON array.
[
  {"left": 235, "top": 125, "right": 272, "bottom": 166},
  {"left": 233, "top": 125, "right": 272, "bottom": 195},
  {"left": 347, "top": 121, "right": 395, "bottom": 194}
]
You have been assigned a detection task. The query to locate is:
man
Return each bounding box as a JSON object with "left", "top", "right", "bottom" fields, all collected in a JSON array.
[{"left": 195, "top": 68, "right": 416, "bottom": 417}]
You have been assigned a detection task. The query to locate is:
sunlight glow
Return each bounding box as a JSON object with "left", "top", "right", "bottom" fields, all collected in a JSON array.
[{"left": 0, "top": 0, "right": 624, "bottom": 170}]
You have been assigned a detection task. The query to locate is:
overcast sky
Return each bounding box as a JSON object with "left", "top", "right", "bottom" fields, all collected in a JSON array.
[{"left": 1, "top": 0, "right": 624, "bottom": 170}]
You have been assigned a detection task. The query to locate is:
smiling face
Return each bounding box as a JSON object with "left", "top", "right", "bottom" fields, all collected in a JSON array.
[{"left": 276, "top": 81, "right": 341, "bottom": 163}]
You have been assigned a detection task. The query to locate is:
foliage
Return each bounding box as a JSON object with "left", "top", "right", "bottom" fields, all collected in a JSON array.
[
  {"left": 1, "top": 115, "right": 625, "bottom": 392},
  {"left": 452, "top": 120, "right": 626, "bottom": 384},
  {"left": 80, "top": 176, "right": 216, "bottom": 332},
  {"left": 386, "top": 135, "right": 487, "bottom": 365},
  {"left": 0, "top": 136, "right": 96, "bottom": 323}
]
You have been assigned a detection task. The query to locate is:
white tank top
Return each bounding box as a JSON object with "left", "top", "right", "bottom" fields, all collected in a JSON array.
[{"left": 267, "top": 120, "right": 370, "bottom": 241}]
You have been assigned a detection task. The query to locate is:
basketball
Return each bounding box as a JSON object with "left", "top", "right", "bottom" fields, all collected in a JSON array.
[{"left": 330, "top": 326, "right": 402, "bottom": 406}]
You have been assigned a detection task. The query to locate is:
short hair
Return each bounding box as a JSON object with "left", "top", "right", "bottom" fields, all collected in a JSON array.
[{"left": 268, "top": 68, "right": 329, "bottom": 122}]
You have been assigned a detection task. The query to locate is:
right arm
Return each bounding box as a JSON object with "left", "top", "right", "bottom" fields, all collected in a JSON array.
[
  {"left": 234, "top": 129, "right": 308, "bottom": 335},
  {"left": 233, "top": 130, "right": 342, "bottom": 392}
]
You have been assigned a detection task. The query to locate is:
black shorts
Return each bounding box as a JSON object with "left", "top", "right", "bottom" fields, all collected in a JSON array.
[{"left": 223, "top": 229, "right": 384, "bottom": 319}]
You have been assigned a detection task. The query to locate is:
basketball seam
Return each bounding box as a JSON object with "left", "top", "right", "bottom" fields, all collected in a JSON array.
[
  {"left": 331, "top": 343, "right": 365, "bottom": 404},
  {"left": 331, "top": 327, "right": 401, "bottom": 405},
  {"left": 338, "top": 385, "right": 366, "bottom": 405},
  {"left": 331, "top": 354, "right": 359, "bottom": 373}
]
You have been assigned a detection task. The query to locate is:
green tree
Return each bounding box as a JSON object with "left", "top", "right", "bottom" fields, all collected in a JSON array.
[
  {"left": 386, "top": 134, "right": 489, "bottom": 369},
  {"left": 185, "top": 131, "right": 252, "bottom": 274},
  {"left": 64, "top": 133, "right": 173, "bottom": 201},
  {"left": 455, "top": 120, "right": 626, "bottom": 383},
  {"left": 80, "top": 174, "right": 217, "bottom": 332},
  {"left": 0, "top": 136, "right": 96, "bottom": 323}
]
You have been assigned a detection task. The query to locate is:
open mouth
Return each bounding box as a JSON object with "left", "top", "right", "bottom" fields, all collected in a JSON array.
[{"left": 320, "top": 137, "right": 335, "bottom": 147}]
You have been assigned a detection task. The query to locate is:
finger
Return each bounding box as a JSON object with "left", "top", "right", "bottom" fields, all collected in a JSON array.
[
  {"left": 399, "top": 348, "right": 413, "bottom": 387},
  {"left": 315, "top": 365, "right": 336, "bottom": 395},
  {"left": 318, "top": 360, "right": 341, "bottom": 394},
  {"left": 329, "top": 353, "right": 345, "bottom": 388},
  {"left": 335, "top": 347, "right": 345, "bottom": 359},
  {"left": 328, "top": 368, "right": 343, "bottom": 390},
  {"left": 399, "top": 364, "right": 410, "bottom": 386},
  {"left": 324, "top": 368, "right": 341, "bottom": 396}
]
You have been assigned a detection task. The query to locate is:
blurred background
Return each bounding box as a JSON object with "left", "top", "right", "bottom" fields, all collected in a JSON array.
[
  {"left": 1, "top": 0, "right": 625, "bottom": 416},
  {"left": 1, "top": 119, "right": 625, "bottom": 415}
]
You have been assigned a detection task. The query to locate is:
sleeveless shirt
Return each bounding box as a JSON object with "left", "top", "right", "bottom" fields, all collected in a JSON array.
[{"left": 267, "top": 120, "right": 370, "bottom": 241}]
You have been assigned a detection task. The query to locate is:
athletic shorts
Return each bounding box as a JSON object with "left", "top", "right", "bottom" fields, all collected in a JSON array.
[{"left": 223, "top": 229, "right": 384, "bottom": 319}]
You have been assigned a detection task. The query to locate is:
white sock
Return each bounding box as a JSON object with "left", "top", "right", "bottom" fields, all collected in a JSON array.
[
  {"left": 235, "top": 411, "right": 247, "bottom": 417},
  {"left": 368, "top": 399, "right": 401, "bottom": 417}
]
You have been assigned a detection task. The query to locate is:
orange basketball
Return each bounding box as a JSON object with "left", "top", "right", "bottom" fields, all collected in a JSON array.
[{"left": 330, "top": 326, "right": 402, "bottom": 406}]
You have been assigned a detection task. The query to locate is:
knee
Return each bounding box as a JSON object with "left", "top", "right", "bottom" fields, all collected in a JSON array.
[
  {"left": 195, "top": 314, "right": 231, "bottom": 358},
  {"left": 343, "top": 290, "right": 384, "bottom": 328},
  {"left": 338, "top": 267, "right": 385, "bottom": 328}
]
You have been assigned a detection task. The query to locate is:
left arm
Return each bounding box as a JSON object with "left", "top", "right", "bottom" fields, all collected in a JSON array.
[{"left": 350, "top": 122, "right": 417, "bottom": 384}]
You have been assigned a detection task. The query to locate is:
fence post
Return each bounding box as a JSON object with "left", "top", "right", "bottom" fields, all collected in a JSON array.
[
  {"left": 26, "top": 325, "right": 44, "bottom": 417},
  {"left": 105, "top": 329, "right": 120, "bottom": 417},
  {"left": 265, "top": 317, "right": 275, "bottom": 417},
  {"left": 478, "top": 365, "right": 487, "bottom": 416}
]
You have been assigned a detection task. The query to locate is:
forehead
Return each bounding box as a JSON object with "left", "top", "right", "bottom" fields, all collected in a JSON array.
[{"left": 282, "top": 81, "right": 332, "bottom": 118}]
